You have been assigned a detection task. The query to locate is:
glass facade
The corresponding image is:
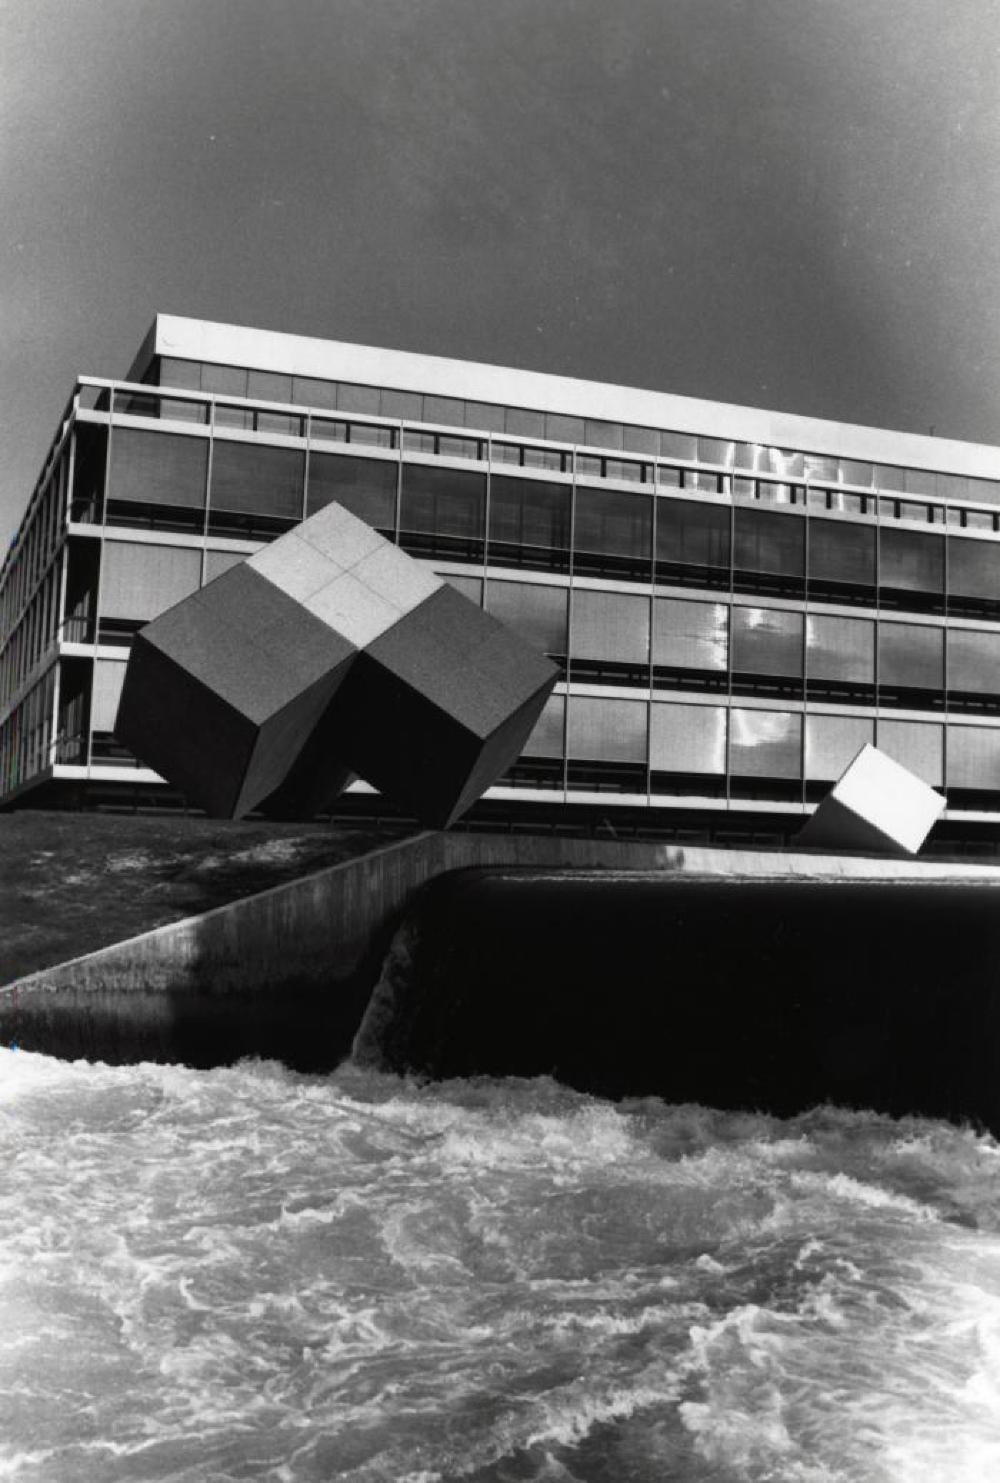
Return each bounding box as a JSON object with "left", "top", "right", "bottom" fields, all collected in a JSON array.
[{"left": 5, "top": 342, "right": 1000, "bottom": 842}]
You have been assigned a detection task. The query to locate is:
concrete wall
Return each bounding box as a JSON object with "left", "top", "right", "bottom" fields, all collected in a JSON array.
[{"left": 5, "top": 829, "right": 1000, "bottom": 1068}]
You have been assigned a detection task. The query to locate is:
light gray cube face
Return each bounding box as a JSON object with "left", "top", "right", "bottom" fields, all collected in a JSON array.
[
  {"left": 799, "top": 744, "right": 945, "bottom": 856},
  {"left": 117, "top": 501, "right": 558, "bottom": 825}
]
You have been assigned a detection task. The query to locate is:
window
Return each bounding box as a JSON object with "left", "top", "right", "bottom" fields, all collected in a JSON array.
[
  {"left": 568, "top": 695, "right": 647, "bottom": 762},
  {"left": 306, "top": 452, "right": 397, "bottom": 530},
  {"left": 571, "top": 589, "right": 649, "bottom": 682},
  {"left": 650, "top": 701, "right": 726, "bottom": 789},
  {"left": 522, "top": 694, "right": 565, "bottom": 757},
  {"left": 505, "top": 407, "right": 546, "bottom": 440},
  {"left": 423, "top": 395, "right": 465, "bottom": 427},
  {"left": 203, "top": 364, "right": 250, "bottom": 429},
  {"left": 946, "top": 725, "right": 1000, "bottom": 792},
  {"left": 808, "top": 519, "right": 876, "bottom": 597},
  {"left": 733, "top": 508, "right": 805, "bottom": 596},
  {"left": 947, "top": 629, "right": 1000, "bottom": 697},
  {"left": 101, "top": 542, "right": 201, "bottom": 623},
  {"left": 729, "top": 708, "right": 802, "bottom": 778},
  {"left": 485, "top": 581, "right": 568, "bottom": 657},
  {"left": 948, "top": 538, "right": 1000, "bottom": 615},
  {"left": 584, "top": 419, "right": 623, "bottom": 451},
  {"left": 878, "top": 622, "right": 944, "bottom": 695},
  {"left": 209, "top": 441, "right": 305, "bottom": 531},
  {"left": 71, "top": 424, "right": 108, "bottom": 523},
  {"left": 91, "top": 658, "right": 128, "bottom": 733},
  {"left": 804, "top": 714, "right": 874, "bottom": 779},
  {"left": 380, "top": 389, "right": 423, "bottom": 421},
  {"left": 107, "top": 428, "right": 208, "bottom": 519},
  {"left": 806, "top": 615, "right": 874, "bottom": 689},
  {"left": 204, "top": 549, "right": 247, "bottom": 582},
  {"left": 439, "top": 574, "right": 482, "bottom": 604},
  {"left": 732, "top": 607, "right": 803, "bottom": 685},
  {"left": 574, "top": 487, "right": 652, "bottom": 579},
  {"left": 877, "top": 720, "right": 943, "bottom": 788},
  {"left": 338, "top": 383, "right": 381, "bottom": 416},
  {"left": 506, "top": 691, "right": 566, "bottom": 788},
  {"left": 545, "top": 413, "right": 586, "bottom": 445},
  {"left": 660, "top": 431, "right": 697, "bottom": 461},
  {"left": 652, "top": 598, "right": 728, "bottom": 679},
  {"left": 292, "top": 376, "right": 339, "bottom": 410},
  {"left": 879, "top": 527, "right": 944, "bottom": 609},
  {"left": 488, "top": 474, "right": 571, "bottom": 571},
  {"left": 655, "top": 499, "right": 730, "bottom": 587},
  {"left": 399, "top": 463, "right": 486, "bottom": 560}
]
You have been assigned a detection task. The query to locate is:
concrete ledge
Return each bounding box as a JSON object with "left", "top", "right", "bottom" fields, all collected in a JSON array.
[{"left": 4, "top": 831, "right": 1000, "bottom": 1068}]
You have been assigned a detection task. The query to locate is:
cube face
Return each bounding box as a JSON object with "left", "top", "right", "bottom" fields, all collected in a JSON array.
[
  {"left": 799, "top": 744, "right": 945, "bottom": 855},
  {"left": 116, "top": 501, "right": 558, "bottom": 825}
]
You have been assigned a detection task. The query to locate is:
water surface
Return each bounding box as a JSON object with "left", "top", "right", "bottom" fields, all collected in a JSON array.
[{"left": 2, "top": 1048, "right": 999, "bottom": 1481}]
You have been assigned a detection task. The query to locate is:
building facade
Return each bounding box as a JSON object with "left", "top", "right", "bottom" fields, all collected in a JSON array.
[{"left": 5, "top": 314, "right": 1000, "bottom": 846}]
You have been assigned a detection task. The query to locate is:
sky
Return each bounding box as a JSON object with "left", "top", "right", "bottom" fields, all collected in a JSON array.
[{"left": 2, "top": 0, "right": 1000, "bottom": 550}]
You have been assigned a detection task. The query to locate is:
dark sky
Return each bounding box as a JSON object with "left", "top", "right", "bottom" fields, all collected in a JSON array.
[{"left": 3, "top": 0, "right": 1000, "bottom": 548}]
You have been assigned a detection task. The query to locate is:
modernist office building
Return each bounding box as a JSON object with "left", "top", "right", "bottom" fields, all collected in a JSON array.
[{"left": 5, "top": 313, "right": 1000, "bottom": 846}]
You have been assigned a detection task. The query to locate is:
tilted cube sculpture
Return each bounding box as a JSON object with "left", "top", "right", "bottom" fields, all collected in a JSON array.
[
  {"left": 115, "top": 502, "right": 558, "bottom": 827},
  {"left": 797, "top": 743, "right": 945, "bottom": 856}
]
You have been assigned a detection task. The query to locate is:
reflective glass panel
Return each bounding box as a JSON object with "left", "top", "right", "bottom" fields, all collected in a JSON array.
[
  {"left": 655, "top": 499, "right": 730, "bottom": 570},
  {"left": 91, "top": 658, "right": 128, "bottom": 732},
  {"left": 210, "top": 441, "right": 304, "bottom": 519},
  {"left": 808, "top": 519, "right": 875, "bottom": 586},
  {"left": 584, "top": 419, "right": 623, "bottom": 451},
  {"left": 101, "top": 542, "right": 201, "bottom": 621},
  {"left": 546, "top": 413, "right": 586, "bottom": 445},
  {"left": 806, "top": 615, "right": 874, "bottom": 684},
  {"left": 946, "top": 726, "right": 1000, "bottom": 790},
  {"left": 486, "top": 581, "right": 568, "bottom": 655},
  {"left": 506, "top": 408, "right": 546, "bottom": 440},
  {"left": 522, "top": 694, "right": 565, "bottom": 758},
  {"left": 108, "top": 428, "right": 208, "bottom": 509},
  {"left": 338, "top": 383, "right": 380, "bottom": 416},
  {"left": 733, "top": 508, "right": 805, "bottom": 575},
  {"left": 660, "top": 431, "right": 697, "bottom": 461},
  {"left": 652, "top": 598, "right": 728, "bottom": 671},
  {"left": 568, "top": 696, "right": 647, "bottom": 762},
  {"left": 948, "top": 538, "right": 1000, "bottom": 601},
  {"left": 879, "top": 527, "right": 944, "bottom": 593},
  {"left": 574, "top": 488, "right": 652, "bottom": 567},
  {"left": 204, "top": 549, "right": 247, "bottom": 582},
  {"left": 571, "top": 590, "right": 650, "bottom": 665},
  {"left": 292, "top": 376, "right": 338, "bottom": 410},
  {"left": 380, "top": 389, "right": 422, "bottom": 420},
  {"left": 732, "top": 606, "right": 803, "bottom": 676},
  {"left": 439, "top": 573, "right": 482, "bottom": 604},
  {"left": 423, "top": 395, "right": 465, "bottom": 428},
  {"left": 400, "top": 464, "right": 485, "bottom": 539},
  {"left": 878, "top": 622, "right": 944, "bottom": 689},
  {"left": 489, "top": 475, "right": 571, "bottom": 562},
  {"left": 306, "top": 452, "right": 397, "bottom": 528},
  {"left": 804, "top": 714, "right": 874, "bottom": 779},
  {"left": 729, "top": 708, "right": 802, "bottom": 777},
  {"left": 947, "top": 629, "right": 1000, "bottom": 694},
  {"left": 650, "top": 702, "right": 727, "bottom": 774},
  {"left": 876, "top": 719, "right": 944, "bottom": 787}
]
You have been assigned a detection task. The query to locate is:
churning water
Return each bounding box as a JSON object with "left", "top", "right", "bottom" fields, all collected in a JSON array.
[{"left": 2, "top": 1048, "right": 1000, "bottom": 1482}]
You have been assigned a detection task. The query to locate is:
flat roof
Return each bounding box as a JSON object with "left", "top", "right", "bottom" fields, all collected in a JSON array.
[{"left": 133, "top": 313, "right": 1000, "bottom": 482}]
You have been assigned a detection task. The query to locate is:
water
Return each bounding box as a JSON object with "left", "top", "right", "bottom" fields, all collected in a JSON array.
[{"left": 2, "top": 1049, "right": 1000, "bottom": 1481}]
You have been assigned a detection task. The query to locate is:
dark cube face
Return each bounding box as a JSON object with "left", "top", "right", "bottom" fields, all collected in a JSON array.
[
  {"left": 116, "top": 501, "right": 558, "bottom": 825},
  {"left": 332, "top": 586, "right": 558, "bottom": 826},
  {"left": 116, "top": 561, "right": 356, "bottom": 817}
]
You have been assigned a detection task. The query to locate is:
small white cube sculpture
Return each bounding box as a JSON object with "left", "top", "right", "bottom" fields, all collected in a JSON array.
[{"left": 798, "top": 744, "right": 945, "bottom": 856}]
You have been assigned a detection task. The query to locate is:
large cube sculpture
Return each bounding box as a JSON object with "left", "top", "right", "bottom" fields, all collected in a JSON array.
[
  {"left": 115, "top": 502, "right": 557, "bottom": 827},
  {"left": 797, "top": 744, "right": 945, "bottom": 855}
]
